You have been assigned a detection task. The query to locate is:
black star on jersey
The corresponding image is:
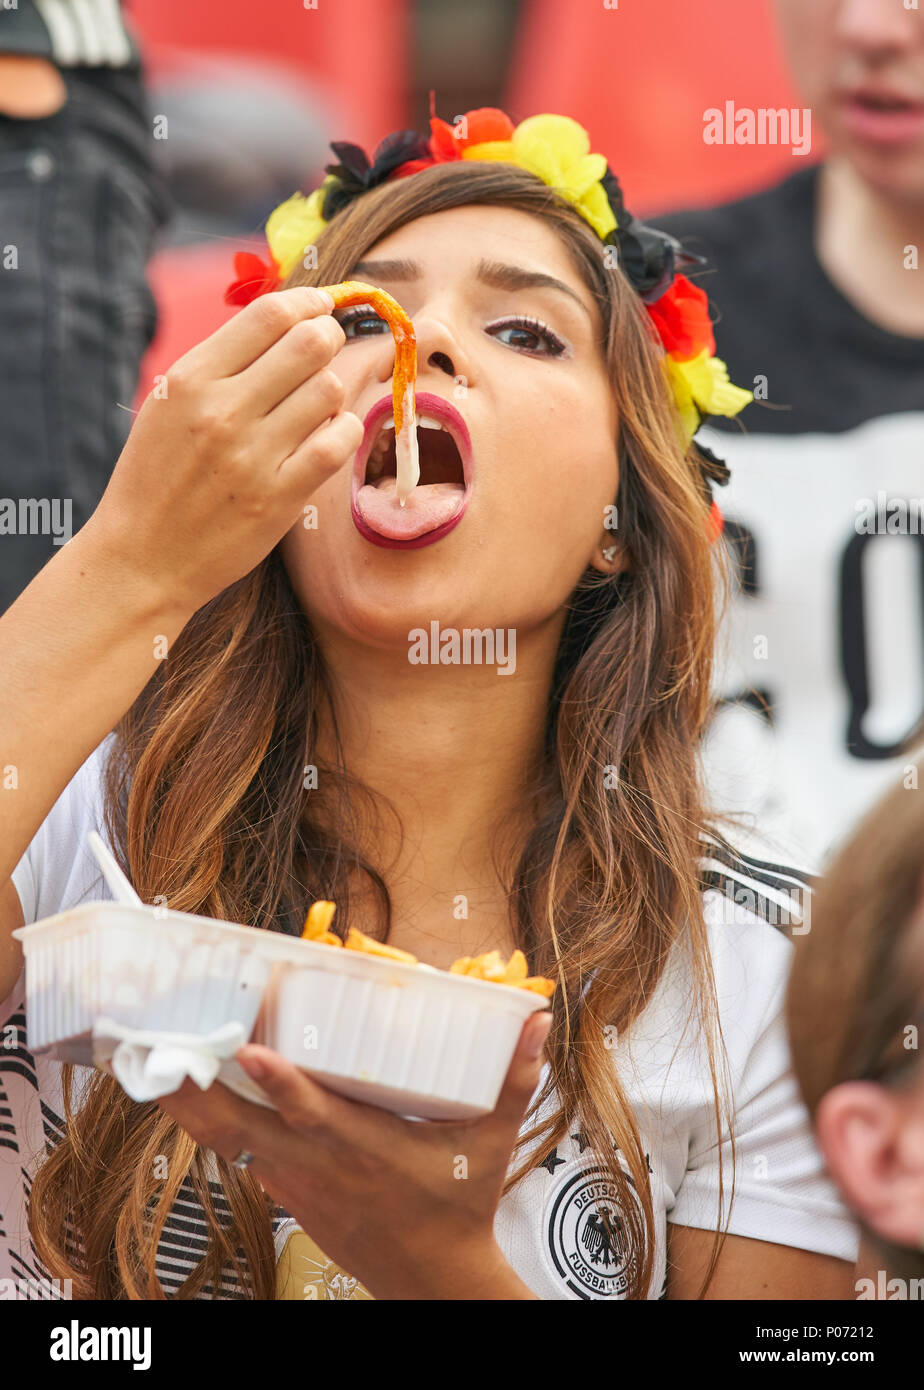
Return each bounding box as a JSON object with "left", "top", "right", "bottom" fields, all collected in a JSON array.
[{"left": 539, "top": 1147, "right": 567, "bottom": 1175}]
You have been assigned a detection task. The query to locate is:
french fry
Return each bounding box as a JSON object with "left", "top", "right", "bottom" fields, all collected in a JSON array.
[
  {"left": 300, "top": 901, "right": 556, "bottom": 993},
  {"left": 503, "top": 949, "right": 529, "bottom": 984},
  {"left": 521, "top": 977, "right": 557, "bottom": 998},
  {"left": 448, "top": 946, "right": 557, "bottom": 996},
  {"left": 478, "top": 950, "right": 506, "bottom": 981},
  {"left": 344, "top": 926, "right": 419, "bottom": 965},
  {"left": 301, "top": 900, "right": 340, "bottom": 945},
  {"left": 319, "top": 280, "right": 419, "bottom": 506}
]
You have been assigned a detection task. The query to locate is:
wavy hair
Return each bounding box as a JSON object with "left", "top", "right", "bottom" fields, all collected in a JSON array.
[{"left": 30, "top": 160, "right": 734, "bottom": 1300}]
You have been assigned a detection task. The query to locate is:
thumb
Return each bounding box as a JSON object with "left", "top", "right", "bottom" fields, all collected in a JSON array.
[{"left": 489, "top": 1010, "right": 553, "bottom": 1135}]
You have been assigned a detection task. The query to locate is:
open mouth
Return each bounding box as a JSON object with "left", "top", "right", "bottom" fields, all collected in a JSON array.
[
  {"left": 366, "top": 415, "right": 465, "bottom": 489},
  {"left": 843, "top": 88, "right": 924, "bottom": 141},
  {"left": 857, "top": 93, "right": 914, "bottom": 112},
  {"left": 351, "top": 393, "right": 473, "bottom": 547}
]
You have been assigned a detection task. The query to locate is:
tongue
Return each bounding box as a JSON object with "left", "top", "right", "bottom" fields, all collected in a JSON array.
[{"left": 356, "top": 476, "right": 465, "bottom": 539}]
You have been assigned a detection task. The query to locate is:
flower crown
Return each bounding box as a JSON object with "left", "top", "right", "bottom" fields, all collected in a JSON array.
[{"left": 224, "top": 102, "right": 751, "bottom": 515}]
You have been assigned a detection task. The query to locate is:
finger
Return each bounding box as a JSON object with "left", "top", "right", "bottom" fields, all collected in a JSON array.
[
  {"left": 235, "top": 1044, "right": 381, "bottom": 1145},
  {"left": 484, "top": 1011, "right": 553, "bottom": 1142},
  {"left": 236, "top": 314, "right": 347, "bottom": 420},
  {"left": 258, "top": 364, "right": 348, "bottom": 464},
  {"left": 277, "top": 409, "right": 365, "bottom": 494},
  {"left": 173, "top": 286, "right": 335, "bottom": 383}
]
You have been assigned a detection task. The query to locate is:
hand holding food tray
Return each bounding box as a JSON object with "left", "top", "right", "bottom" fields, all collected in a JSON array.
[{"left": 12, "top": 894, "right": 554, "bottom": 1120}]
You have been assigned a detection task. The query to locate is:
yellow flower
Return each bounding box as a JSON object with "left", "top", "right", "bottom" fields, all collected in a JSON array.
[
  {"left": 665, "top": 349, "right": 753, "bottom": 439},
  {"left": 266, "top": 177, "right": 336, "bottom": 277},
  {"left": 463, "top": 114, "right": 617, "bottom": 239}
]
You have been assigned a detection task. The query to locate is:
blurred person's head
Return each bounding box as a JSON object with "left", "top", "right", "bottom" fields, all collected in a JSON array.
[
  {"left": 786, "top": 761, "right": 924, "bottom": 1288},
  {"left": 775, "top": 0, "right": 924, "bottom": 203}
]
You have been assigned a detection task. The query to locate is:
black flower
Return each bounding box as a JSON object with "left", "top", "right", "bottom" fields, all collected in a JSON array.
[
  {"left": 694, "top": 441, "right": 732, "bottom": 499},
  {"left": 321, "top": 129, "right": 431, "bottom": 218},
  {"left": 600, "top": 165, "right": 705, "bottom": 302}
]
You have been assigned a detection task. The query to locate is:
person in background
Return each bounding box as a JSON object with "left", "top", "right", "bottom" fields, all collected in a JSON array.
[
  {"left": 657, "top": 0, "right": 924, "bottom": 867},
  {"left": 786, "top": 753, "right": 924, "bottom": 1297},
  {"left": 0, "top": 1, "right": 171, "bottom": 612}
]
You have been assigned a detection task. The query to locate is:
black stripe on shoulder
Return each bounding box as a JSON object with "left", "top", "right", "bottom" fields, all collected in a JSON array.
[
  {"left": 699, "top": 831, "right": 817, "bottom": 895},
  {"left": 700, "top": 870, "right": 802, "bottom": 936},
  {"left": 699, "top": 833, "right": 814, "bottom": 936}
]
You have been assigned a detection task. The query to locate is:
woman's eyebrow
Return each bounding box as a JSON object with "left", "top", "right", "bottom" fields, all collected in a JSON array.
[{"left": 350, "top": 257, "right": 592, "bottom": 321}]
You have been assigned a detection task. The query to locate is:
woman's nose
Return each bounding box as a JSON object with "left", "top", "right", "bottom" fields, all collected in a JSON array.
[
  {"left": 426, "top": 349, "right": 455, "bottom": 376},
  {"left": 379, "top": 312, "right": 469, "bottom": 388}
]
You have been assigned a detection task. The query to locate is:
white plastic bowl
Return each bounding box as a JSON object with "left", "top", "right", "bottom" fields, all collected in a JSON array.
[
  {"left": 252, "top": 938, "right": 550, "bottom": 1119},
  {"left": 12, "top": 903, "right": 552, "bottom": 1119},
  {"left": 12, "top": 902, "right": 299, "bottom": 1065}
]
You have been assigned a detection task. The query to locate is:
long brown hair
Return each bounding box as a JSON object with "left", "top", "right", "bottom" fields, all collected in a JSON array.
[
  {"left": 30, "top": 161, "right": 734, "bottom": 1299},
  {"left": 786, "top": 754, "right": 924, "bottom": 1283}
]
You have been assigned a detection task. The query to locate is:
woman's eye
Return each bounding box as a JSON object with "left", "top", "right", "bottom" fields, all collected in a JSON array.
[
  {"left": 490, "top": 317, "right": 567, "bottom": 357},
  {"left": 337, "top": 306, "right": 389, "bottom": 339},
  {"left": 337, "top": 306, "right": 566, "bottom": 357}
]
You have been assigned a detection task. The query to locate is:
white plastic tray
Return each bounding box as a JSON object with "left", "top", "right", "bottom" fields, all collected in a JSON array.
[
  {"left": 12, "top": 902, "right": 298, "bottom": 1064},
  {"left": 13, "top": 902, "right": 550, "bottom": 1118},
  {"left": 252, "top": 938, "right": 548, "bottom": 1119}
]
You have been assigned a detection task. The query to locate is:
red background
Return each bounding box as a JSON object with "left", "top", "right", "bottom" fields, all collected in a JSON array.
[{"left": 127, "top": 0, "right": 816, "bottom": 400}]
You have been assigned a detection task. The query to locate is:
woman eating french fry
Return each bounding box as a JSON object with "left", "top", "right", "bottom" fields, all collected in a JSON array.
[{"left": 0, "top": 106, "right": 860, "bottom": 1301}]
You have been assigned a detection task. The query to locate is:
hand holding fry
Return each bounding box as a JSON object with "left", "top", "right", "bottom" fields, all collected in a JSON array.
[{"left": 88, "top": 287, "right": 363, "bottom": 616}]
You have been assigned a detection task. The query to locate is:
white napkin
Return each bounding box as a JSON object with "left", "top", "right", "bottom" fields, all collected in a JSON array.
[{"left": 91, "top": 1017, "right": 247, "bottom": 1102}]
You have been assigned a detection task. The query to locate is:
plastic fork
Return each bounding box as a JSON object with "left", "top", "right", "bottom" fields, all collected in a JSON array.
[{"left": 87, "top": 831, "right": 144, "bottom": 907}]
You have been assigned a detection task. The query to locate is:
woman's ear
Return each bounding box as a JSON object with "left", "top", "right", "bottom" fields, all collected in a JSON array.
[
  {"left": 815, "top": 1079, "right": 924, "bottom": 1251},
  {"left": 590, "top": 538, "right": 632, "bottom": 576}
]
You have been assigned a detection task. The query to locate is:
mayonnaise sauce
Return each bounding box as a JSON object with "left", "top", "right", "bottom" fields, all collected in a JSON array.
[{"left": 394, "top": 382, "right": 419, "bottom": 506}]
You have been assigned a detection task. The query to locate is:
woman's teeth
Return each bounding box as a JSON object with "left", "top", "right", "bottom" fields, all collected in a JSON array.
[
  {"left": 381, "top": 414, "right": 444, "bottom": 431},
  {"left": 366, "top": 415, "right": 445, "bottom": 482}
]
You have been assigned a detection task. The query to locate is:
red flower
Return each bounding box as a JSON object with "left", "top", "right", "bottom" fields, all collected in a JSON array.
[
  {"left": 645, "top": 275, "right": 715, "bottom": 360},
  {"left": 388, "top": 157, "right": 437, "bottom": 180},
  {"left": 224, "top": 250, "right": 282, "bottom": 307},
  {"left": 428, "top": 107, "right": 516, "bottom": 162},
  {"left": 382, "top": 108, "right": 517, "bottom": 184}
]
